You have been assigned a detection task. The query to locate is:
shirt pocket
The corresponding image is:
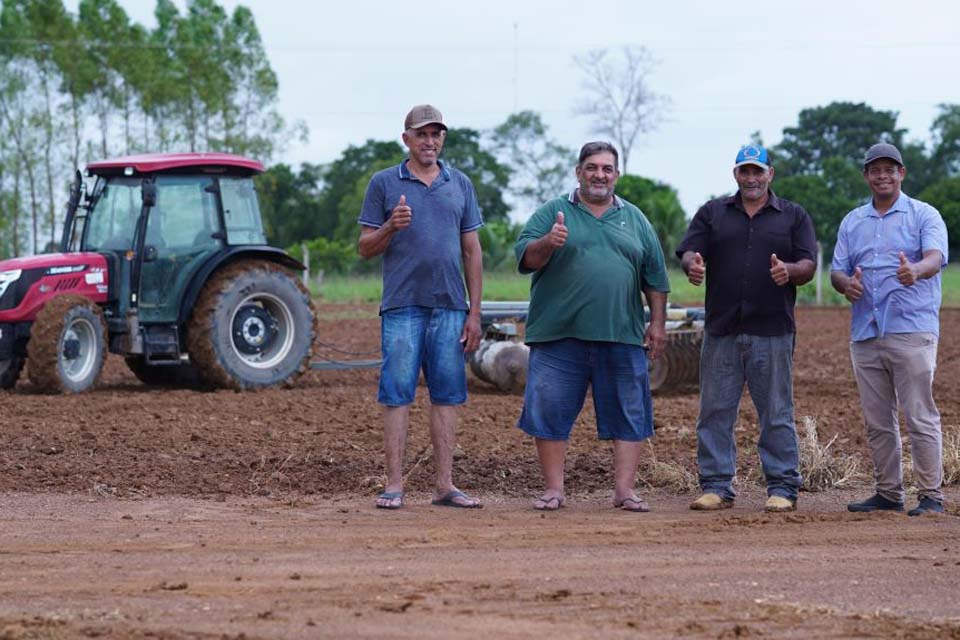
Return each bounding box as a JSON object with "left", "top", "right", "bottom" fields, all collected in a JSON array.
[
  {"left": 759, "top": 230, "right": 792, "bottom": 259},
  {"left": 894, "top": 216, "right": 922, "bottom": 261}
]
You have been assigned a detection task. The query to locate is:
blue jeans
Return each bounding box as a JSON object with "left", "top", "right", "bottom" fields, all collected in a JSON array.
[
  {"left": 516, "top": 339, "right": 654, "bottom": 442},
  {"left": 378, "top": 306, "right": 467, "bottom": 406},
  {"left": 696, "top": 333, "right": 801, "bottom": 500}
]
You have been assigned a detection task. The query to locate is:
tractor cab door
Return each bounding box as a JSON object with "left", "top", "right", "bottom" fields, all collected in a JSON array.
[{"left": 138, "top": 175, "right": 222, "bottom": 324}]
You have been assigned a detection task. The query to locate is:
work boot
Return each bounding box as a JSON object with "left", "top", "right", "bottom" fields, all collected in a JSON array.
[
  {"left": 764, "top": 496, "right": 796, "bottom": 512},
  {"left": 847, "top": 493, "right": 904, "bottom": 513},
  {"left": 690, "top": 492, "right": 733, "bottom": 511},
  {"left": 907, "top": 496, "right": 945, "bottom": 516}
]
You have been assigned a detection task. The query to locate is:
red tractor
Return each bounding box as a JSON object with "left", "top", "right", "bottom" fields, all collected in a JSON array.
[{"left": 0, "top": 153, "right": 315, "bottom": 393}]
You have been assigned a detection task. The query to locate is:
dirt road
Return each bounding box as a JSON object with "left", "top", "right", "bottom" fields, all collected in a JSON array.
[
  {"left": 1, "top": 306, "right": 958, "bottom": 638},
  {"left": 1, "top": 490, "right": 959, "bottom": 639}
]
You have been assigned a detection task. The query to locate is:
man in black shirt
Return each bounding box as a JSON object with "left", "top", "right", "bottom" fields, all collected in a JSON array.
[{"left": 676, "top": 144, "right": 817, "bottom": 512}]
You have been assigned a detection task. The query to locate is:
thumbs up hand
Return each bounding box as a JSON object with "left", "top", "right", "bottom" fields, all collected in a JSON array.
[
  {"left": 844, "top": 266, "right": 864, "bottom": 302},
  {"left": 896, "top": 251, "right": 919, "bottom": 286},
  {"left": 389, "top": 194, "right": 412, "bottom": 231},
  {"left": 687, "top": 251, "right": 706, "bottom": 286},
  {"left": 769, "top": 253, "right": 789, "bottom": 286},
  {"left": 546, "top": 211, "right": 568, "bottom": 248}
]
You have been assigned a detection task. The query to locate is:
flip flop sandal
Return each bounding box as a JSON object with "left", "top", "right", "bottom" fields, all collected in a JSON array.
[
  {"left": 375, "top": 491, "right": 405, "bottom": 510},
  {"left": 615, "top": 496, "right": 650, "bottom": 512},
  {"left": 431, "top": 489, "right": 482, "bottom": 509},
  {"left": 533, "top": 495, "right": 566, "bottom": 511}
]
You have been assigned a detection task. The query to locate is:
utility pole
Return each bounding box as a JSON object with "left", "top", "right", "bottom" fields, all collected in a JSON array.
[{"left": 512, "top": 22, "right": 519, "bottom": 112}]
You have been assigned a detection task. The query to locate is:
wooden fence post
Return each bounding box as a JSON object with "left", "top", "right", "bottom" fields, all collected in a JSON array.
[{"left": 301, "top": 243, "right": 309, "bottom": 288}]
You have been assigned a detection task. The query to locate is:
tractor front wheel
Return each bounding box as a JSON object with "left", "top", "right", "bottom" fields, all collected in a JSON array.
[
  {"left": 27, "top": 295, "right": 106, "bottom": 393},
  {"left": 0, "top": 356, "right": 25, "bottom": 390},
  {"left": 187, "top": 261, "right": 315, "bottom": 390}
]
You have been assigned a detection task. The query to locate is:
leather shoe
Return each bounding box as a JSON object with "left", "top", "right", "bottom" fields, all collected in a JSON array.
[
  {"left": 764, "top": 496, "right": 797, "bottom": 512},
  {"left": 690, "top": 492, "right": 733, "bottom": 511},
  {"left": 907, "top": 496, "right": 945, "bottom": 516},
  {"left": 847, "top": 493, "right": 904, "bottom": 513}
]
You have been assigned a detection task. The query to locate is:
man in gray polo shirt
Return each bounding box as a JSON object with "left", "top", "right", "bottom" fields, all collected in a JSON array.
[{"left": 358, "top": 104, "right": 485, "bottom": 510}]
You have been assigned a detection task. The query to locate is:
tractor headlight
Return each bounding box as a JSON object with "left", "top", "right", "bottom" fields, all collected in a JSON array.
[{"left": 0, "top": 269, "right": 22, "bottom": 300}]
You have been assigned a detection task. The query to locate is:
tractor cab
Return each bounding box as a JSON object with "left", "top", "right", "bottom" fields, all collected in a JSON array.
[{"left": 63, "top": 153, "right": 274, "bottom": 363}]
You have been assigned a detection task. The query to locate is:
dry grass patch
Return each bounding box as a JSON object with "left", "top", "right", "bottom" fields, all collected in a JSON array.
[
  {"left": 941, "top": 425, "right": 960, "bottom": 486},
  {"left": 798, "top": 416, "right": 863, "bottom": 491},
  {"left": 639, "top": 442, "right": 698, "bottom": 492}
]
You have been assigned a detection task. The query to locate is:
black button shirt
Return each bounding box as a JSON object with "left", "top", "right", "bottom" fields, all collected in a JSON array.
[{"left": 675, "top": 191, "right": 817, "bottom": 337}]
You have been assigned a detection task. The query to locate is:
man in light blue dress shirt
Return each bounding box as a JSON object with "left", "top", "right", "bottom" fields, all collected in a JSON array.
[{"left": 830, "top": 143, "right": 949, "bottom": 516}]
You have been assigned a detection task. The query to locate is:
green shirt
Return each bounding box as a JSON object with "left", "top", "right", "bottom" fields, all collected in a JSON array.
[{"left": 514, "top": 191, "right": 670, "bottom": 346}]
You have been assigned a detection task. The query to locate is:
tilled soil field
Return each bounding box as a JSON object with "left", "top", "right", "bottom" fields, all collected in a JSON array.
[{"left": 1, "top": 305, "right": 958, "bottom": 639}]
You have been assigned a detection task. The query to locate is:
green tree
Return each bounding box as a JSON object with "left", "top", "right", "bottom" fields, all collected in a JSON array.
[
  {"left": 255, "top": 162, "right": 323, "bottom": 248},
  {"left": 931, "top": 103, "right": 960, "bottom": 176},
  {"left": 441, "top": 127, "right": 510, "bottom": 222},
  {"left": 614, "top": 174, "right": 686, "bottom": 263},
  {"left": 900, "top": 140, "right": 942, "bottom": 197},
  {"left": 766, "top": 102, "right": 950, "bottom": 259},
  {"left": 478, "top": 220, "right": 523, "bottom": 272},
  {"left": 78, "top": 0, "right": 132, "bottom": 157},
  {"left": 773, "top": 161, "right": 866, "bottom": 260},
  {"left": 333, "top": 157, "right": 399, "bottom": 245},
  {"left": 919, "top": 177, "right": 960, "bottom": 256},
  {"left": 490, "top": 111, "right": 573, "bottom": 215},
  {"left": 772, "top": 102, "right": 904, "bottom": 177},
  {"left": 287, "top": 236, "right": 358, "bottom": 276},
  {"left": 315, "top": 139, "right": 404, "bottom": 239}
]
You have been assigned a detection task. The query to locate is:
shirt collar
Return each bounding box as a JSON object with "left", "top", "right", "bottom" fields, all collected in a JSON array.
[
  {"left": 725, "top": 190, "right": 782, "bottom": 213},
  {"left": 398, "top": 159, "right": 451, "bottom": 182},
  {"left": 568, "top": 189, "right": 625, "bottom": 209},
  {"left": 862, "top": 191, "right": 910, "bottom": 218}
]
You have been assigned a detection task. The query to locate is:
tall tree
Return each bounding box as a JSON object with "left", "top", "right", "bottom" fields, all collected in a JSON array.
[
  {"left": 2, "top": 0, "right": 74, "bottom": 250},
  {"left": 220, "top": 6, "right": 283, "bottom": 159},
  {"left": 572, "top": 46, "right": 668, "bottom": 175},
  {"left": 614, "top": 174, "right": 686, "bottom": 263},
  {"left": 930, "top": 103, "right": 960, "bottom": 176},
  {"left": 440, "top": 127, "right": 510, "bottom": 222},
  {"left": 314, "top": 139, "right": 404, "bottom": 240},
  {"left": 919, "top": 177, "right": 960, "bottom": 256},
  {"left": 490, "top": 111, "right": 573, "bottom": 216},
  {"left": 78, "top": 0, "right": 119, "bottom": 157},
  {"left": 771, "top": 102, "right": 904, "bottom": 177},
  {"left": 256, "top": 162, "right": 324, "bottom": 248},
  {"left": 773, "top": 160, "right": 866, "bottom": 259}
]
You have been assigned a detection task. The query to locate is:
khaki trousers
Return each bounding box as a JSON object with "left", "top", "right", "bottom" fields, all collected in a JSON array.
[{"left": 850, "top": 332, "right": 943, "bottom": 503}]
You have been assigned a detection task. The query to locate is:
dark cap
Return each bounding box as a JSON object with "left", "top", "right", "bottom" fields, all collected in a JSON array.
[
  {"left": 404, "top": 104, "right": 447, "bottom": 131},
  {"left": 863, "top": 143, "right": 903, "bottom": 167}
]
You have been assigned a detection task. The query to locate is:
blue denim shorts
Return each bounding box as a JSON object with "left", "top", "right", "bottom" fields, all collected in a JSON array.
[
  {"left": 516, "top": 338, "right": 654, "bottom": 441},
  {"left": 378, "top": 306, "right": 467, "bottom": 406}
]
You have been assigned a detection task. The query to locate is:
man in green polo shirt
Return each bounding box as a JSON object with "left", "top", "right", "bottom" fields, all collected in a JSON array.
[{"left": 514, "top": 141, "right": 670, "bottom": 512}]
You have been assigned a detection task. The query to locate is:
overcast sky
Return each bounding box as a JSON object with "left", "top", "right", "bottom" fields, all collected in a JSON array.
[{"left": 116, "top": 0, "right": 959, "bottom": 220}]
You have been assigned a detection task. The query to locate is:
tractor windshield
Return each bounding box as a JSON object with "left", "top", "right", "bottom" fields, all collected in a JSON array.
[{"left": 83, "top": 178, "right": 141, "bottom": 252}]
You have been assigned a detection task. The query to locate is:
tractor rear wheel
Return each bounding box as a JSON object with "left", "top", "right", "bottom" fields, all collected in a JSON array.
[
  {"left": 27, "top": 295, "right": 106, "bottom": 393},
  {"left": 124, "top": 356, "right": 203, "bottom": 388},
  {"left": 187, "top": 261, "right": 315, "bottom": 390},
  {"left": 0, "top": 356, "right": 25, "bottom": 390}
]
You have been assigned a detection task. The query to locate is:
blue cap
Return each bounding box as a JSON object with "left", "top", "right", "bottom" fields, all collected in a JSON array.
[{"left": 735, "top": 144, "right": 770, "bottom": 170}]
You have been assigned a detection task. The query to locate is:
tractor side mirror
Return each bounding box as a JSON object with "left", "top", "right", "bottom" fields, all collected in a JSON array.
[{"left": 141, "top": 181, "right": 157, "bottom": 207}]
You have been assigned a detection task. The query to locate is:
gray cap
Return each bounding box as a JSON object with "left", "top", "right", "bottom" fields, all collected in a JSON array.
[
  {"left": 863, "top": 143, "right": 903, "bottom": 167},
  {"left": 404, "top": 104, "right": 447, "bottom": 131}
]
